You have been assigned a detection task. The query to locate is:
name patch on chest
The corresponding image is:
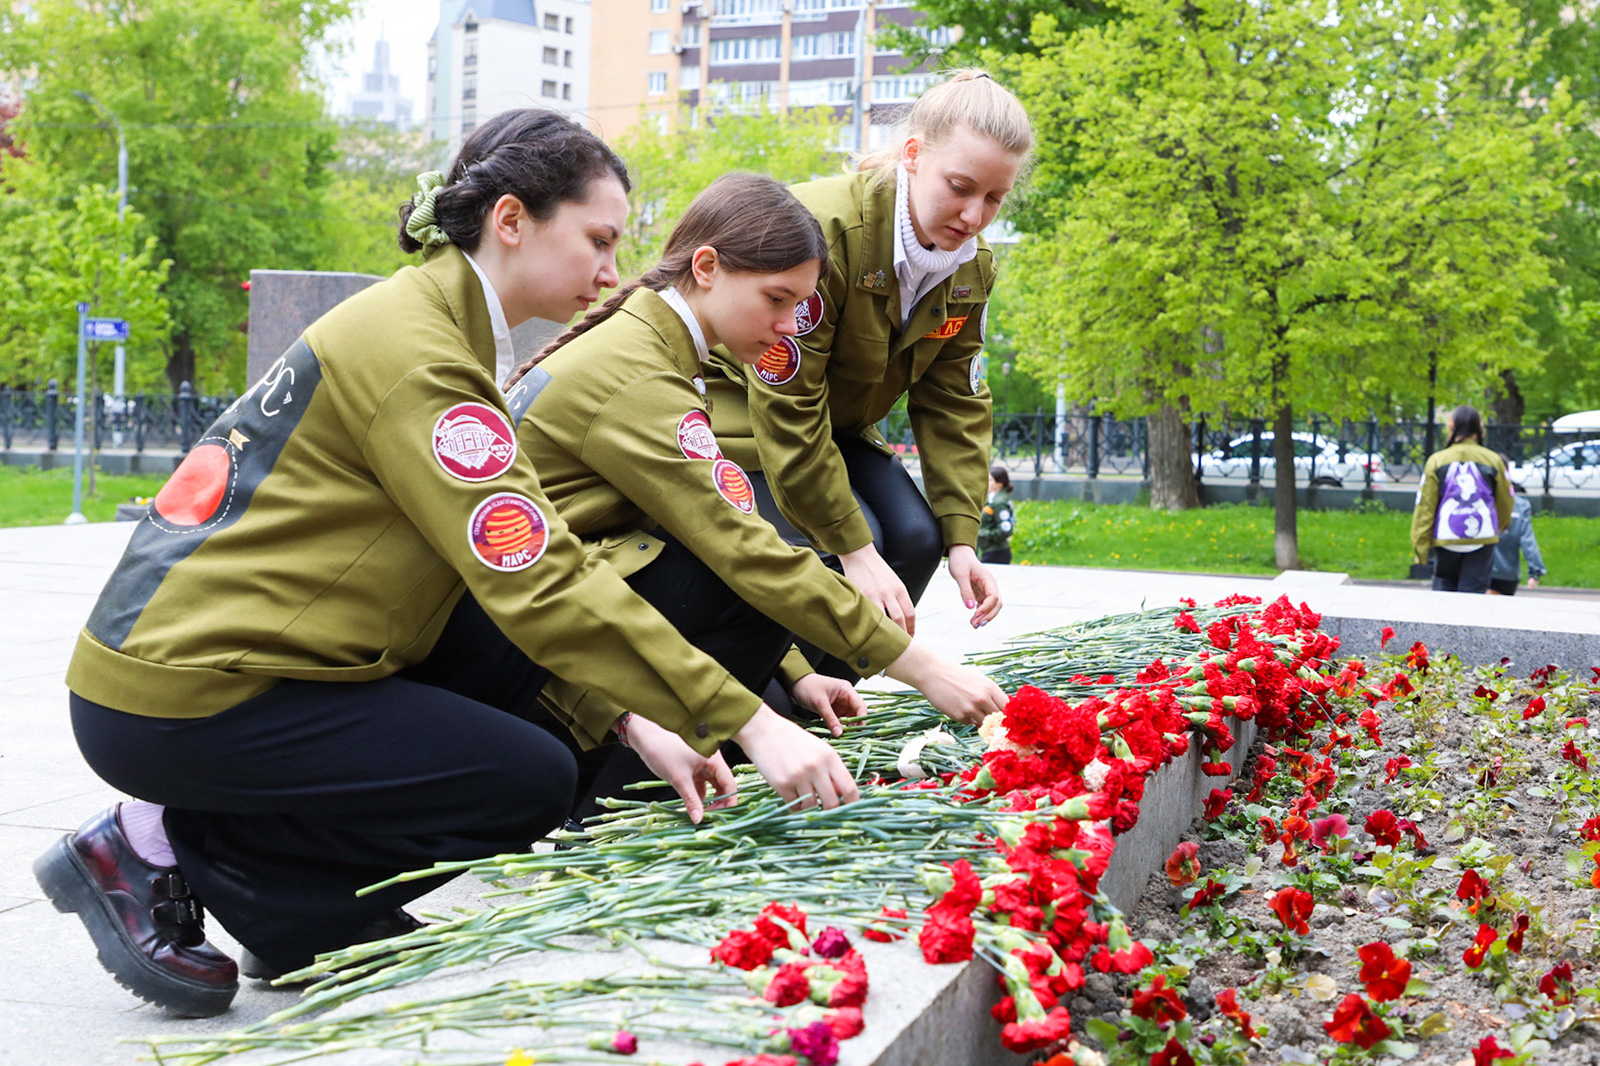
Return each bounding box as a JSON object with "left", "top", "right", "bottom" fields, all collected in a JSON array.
[
  {"left": 794, "top": 292, "right": 824, "bottom": 336},
  {"left": 753, "top": 336, "right": 802, "bottom": 386},
  {"left": 434, "top": 403, "right": 517, "bottom": 482},
  {"left": 677, "top": 410, "right": 723, "bottom": 461},
  {"left": 924, "top": 315, "right": 968, "bottom": 340},
  {"left": 468, "top": 493, "right": 549, "bottom": 571},
  {"left": 712, "top": 459, "right": 756, "bottom": 514}
]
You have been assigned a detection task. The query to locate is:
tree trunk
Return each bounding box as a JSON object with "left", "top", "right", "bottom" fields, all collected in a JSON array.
[
  {"left": 167, "top": 332, "right": 197, "bottom": 392},
  {"left": 1272, "top": 402, "right": 1299, "bottom": 570},
  {"left": 1489, "top": 368, "right": 1524, "bottom": 426},
  {"left": 1147, "top": 402, "right": 1200, "bottom": 511}
]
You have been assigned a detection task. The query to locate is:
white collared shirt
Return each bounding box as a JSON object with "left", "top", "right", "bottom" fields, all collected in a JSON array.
[
  {"left": 657, "top": 285, "right": 712, "bottom": 363},
  {"left": 892, "top": 165, "right": 978, "bottom": 327},
  {"left": 461, "top": 251, "right": 516, "bottom": 387}
]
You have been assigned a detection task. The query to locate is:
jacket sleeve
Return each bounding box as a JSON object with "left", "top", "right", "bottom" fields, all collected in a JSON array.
[
  {"left": 575, "top": 371, "right": 911, "bottom": 674},
  {"left": 906, "top": 303, "right": 993, "bottom": 549},
  {"left": 1410, "top": 461, "right": 1439, "bottom": 564},
  {"left": 1493, "top": 456, "right": 1514, "bottom": 536},
  {"left": 355, "top": 359, "right": 759, "bottom": 756},
  {"left": 744, "top": 253, "right": 877, "bottom": 556},
  {"left": 1521, "top": 511, "right": 1546, "bottom": 578}
]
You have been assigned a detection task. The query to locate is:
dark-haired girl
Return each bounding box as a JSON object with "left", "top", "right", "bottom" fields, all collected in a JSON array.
[
  {"left": 1410, "top": 404, "right": 1513, "bottom": 593},
  {"left": 978, "top": 465, "right": 1015, "bottom": 565},
  {"left": 36, "top": 110, "right": 849, "bottom": 1018},
  {"left": 504, "top": 174, "right": 1007, "bottom": 797}
]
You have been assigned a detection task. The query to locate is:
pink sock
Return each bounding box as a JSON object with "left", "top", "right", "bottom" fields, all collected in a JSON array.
[{"left": 118, "top": 801, "right": 177, "bottom": 868}]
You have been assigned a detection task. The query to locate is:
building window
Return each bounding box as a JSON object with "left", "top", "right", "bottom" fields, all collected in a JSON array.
[
  {"left": 649, "top": 29, "right": 671, "bottom": 53},
  {"left": 652, "top": 0, "right": 670, "bottom": 10},
  {"left": 544, "top": 12, "right": 560, "bottom": 29},
  {"left": 463, "top": 38, "right": 477, "bottom": 64},
  {"left": 565, "top": 16, "right": 574, "bottom": 32},
  {"left": 825, "top": 31, "right": 855, "bottom": 56},
  {"left": 647, "top": 70, "right": 668, "bottom": 94},
  {"left": 564, "top": 49, "right": 573, "bottom": 66},
  {"left": 871, "top": 73, "right": 929, "bottom": 101},
  {"left": 711, "top": 0, "right": 782, "bottom": 23},
  {"left": 543, "top": 45, "right": 559, "bottom": 63},
  {"left": 681, "top": 22, "right": 700, "bottom": 45},
  {"left": 463, "top": 19, "right": 478, "bottom": 32},
  {"left": 710, "top": 35, "right": 779, "bottom": 64},
  {"left": 462, "top": 73, "right": 476, "bottom": 101},
  {"left": 563, "top": 82, "right": 573, "bottom": 100},
  {"left": 542, "top": 79, "right": 559, "bottom": 97},
  {"left": 462, "top": 109, "right": 476, "bottom": 134},
  {"left": 792, "top": 0, "right": 827, "bottom": 16},
  {"left": 881, "top": 24, "right": 951, "bottom": 54},
  {"left": 679, "top": 65, "right": 702, "bottom": 90}
]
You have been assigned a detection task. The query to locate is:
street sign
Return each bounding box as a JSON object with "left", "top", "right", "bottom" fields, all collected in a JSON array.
[{"left": 82, "top": 318, "right": 131, "bottom": 341}]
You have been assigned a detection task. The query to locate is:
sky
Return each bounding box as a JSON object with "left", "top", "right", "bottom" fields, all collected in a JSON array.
[{"left": 322, "top": 0, "right": 443, "bottom": 120}]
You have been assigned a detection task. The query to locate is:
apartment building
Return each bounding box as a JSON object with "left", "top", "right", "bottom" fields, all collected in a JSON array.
[
  {"left": 590, "top": 0, "right": 950, "bottom": 145},
  {"left": 427, "top": 0, "right": 593, "bottom": 151}
]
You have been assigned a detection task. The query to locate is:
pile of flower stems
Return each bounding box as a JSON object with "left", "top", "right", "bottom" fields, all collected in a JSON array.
[{"left": 144, "top": 601, "right": 1268, "bottom": 1065}]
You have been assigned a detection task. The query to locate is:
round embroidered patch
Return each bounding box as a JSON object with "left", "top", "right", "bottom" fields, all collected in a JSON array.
[
  {"left": 969, "top": 354, "right": 985, "bottom": 396},
  {"left": 753, "top": 336, "right": 801, "bottom": 386},
  {"left": 794, "top": 291, "right": 824, "bottom": 336},
  {"left": 712, "top": 459, "right": 756, "bottom": 514},
  {"left": 677, "top": 411, "right": 722, "bottom": 461},
  {"left": 980, "top": 304, "right": 989, "bottom": 344},
  {"left": 468, "top": 493, "right": 549, "bottom": 571},
  {"left": 152, "top": 443, "right": 233, "bottom": 527},
  {"left": 433, "top": 402, "right": 517, "bottom": 482}
]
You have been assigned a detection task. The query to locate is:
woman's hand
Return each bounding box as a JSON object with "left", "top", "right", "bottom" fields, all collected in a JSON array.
[
  {"left": 885, "top": 642, "right": 1008, "bottom": 726},
  {"left": 788, "top": 672, "right": 866, "bottom": 737},
  {"left": 839, "top": 543, "right": 917, "bottom": 635},
  {"left": 947, "top": 544, "right": 1002, "bottom": 628},
  {"left": 622, "top": 714, "right": 739, "bottom": 824},
  {"left": 733, "top": 705, "right": 859, "bottom": 811}
]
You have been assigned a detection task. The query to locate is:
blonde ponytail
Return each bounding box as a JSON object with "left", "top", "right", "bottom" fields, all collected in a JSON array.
[{"left": 856, "top": 68, "right": 1034, "bottom": 177}]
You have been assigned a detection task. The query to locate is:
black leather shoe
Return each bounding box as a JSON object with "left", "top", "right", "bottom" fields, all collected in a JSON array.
[
  {"left": 240, "top": 908, "right": 425, "bottom": 984},
  {"left": 34, "top": 805, "right": 238, "bottom": 1017}
]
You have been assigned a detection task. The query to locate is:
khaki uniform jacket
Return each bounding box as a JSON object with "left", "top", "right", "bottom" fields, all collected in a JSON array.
[
  {"left": 1410, "top": 441, "right": 1514, "bottom": 564},
  {"left": 705, "top": 170, "right": 996, "bottom": 555},
  {"left": 506, "top": 288, "right": 911, "bottom": 734},
  {"left": 66, "top": 247, "right": 758, "bottom": 757}
]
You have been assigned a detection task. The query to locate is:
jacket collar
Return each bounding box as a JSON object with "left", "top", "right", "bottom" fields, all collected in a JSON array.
[
  {"left": 622, "top": 287, "right": 704, "bottom": 384},
  {"left": 417, "top": 244, "right": 499, "bottom": 377}
]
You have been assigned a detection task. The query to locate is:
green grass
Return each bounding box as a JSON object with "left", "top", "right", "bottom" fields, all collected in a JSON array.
[
  {"left": 1013, "top": 499, "right": 1600, "bottom": 588},
  {"left": 0, "top": 464, "right": 171, "bottom": 526}
]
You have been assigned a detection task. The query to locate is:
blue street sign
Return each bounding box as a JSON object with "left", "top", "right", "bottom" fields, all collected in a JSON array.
[
  {"left": 82, "top": 318, "right": 131, "bottom": 341},
  {"left": 76, "top": 302, "right": 90, "bottom": 314}
]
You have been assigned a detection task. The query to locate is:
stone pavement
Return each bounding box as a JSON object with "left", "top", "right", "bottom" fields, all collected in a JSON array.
[{"left": 2, "top": 521, "right": 1597, "bottom": 1064}]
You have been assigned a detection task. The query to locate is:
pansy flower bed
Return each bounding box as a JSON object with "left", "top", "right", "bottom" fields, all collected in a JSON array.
[{"left": 143, "top": 598, "right": 1600, "bottom": 1066}]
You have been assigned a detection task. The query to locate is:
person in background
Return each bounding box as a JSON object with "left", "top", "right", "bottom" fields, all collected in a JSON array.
[
  {"left": 1410, "top": 404, "right": 1513, "bottom": 593},
  {"left": 978, "top": 464, "right": 1015, "bottom": 565},
  {"left": 1488, "top": 471, "right": 1546, "bottom": 595}
]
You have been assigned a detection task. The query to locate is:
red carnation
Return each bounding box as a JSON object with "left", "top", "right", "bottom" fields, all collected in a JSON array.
[
  {"left": 1215, "top": 988, "right": 1257, "bottom": 1039},
  {"left": 1462, "top": 923, "right": 1498, "bottom": 969},
  {"left": 823, "top": 1007, "right": 864, "bottom": 1040},
  {"left": 764, "top": 961, "right": 812, "bottom": 1006},
  {"left": 610, "top": 1030, "right": 638, "bottom": 1055},
  {"left": 999, "top": 1006, "right": 1072, "bottom": 1053},
  {"left": 1092, "top": 941, "right": 1153, "bottom": 974},
  {"left": 755, "top": 902, "right": 809, "bottom": 949},
  {"left": 1269, "top": 887, "right": 1314, "bottom": 935},
  {"left": 1174, "top": 611, "right": 1201, "bottom": 633},
  {"left": 918, "top": 907, "right": 975, "bottom": 964},
  {"left": 1365, "top": 809, "right": 1401, "bottom": 848},
  {"left": 1324, "top": 993, "right": 1391, "bottom": 1049},
  {"left": 1357, "top": 941, "right": 1411, "bottom": 1002},
  {"left": 862, "top": 906, "right": 908, "bottom": 942},
  {"left": 1165, "top": 841, "right": 1201, "bottom": 887},
  {"left": 1131, "top": 975, "right": 1187, "bottom": 1026},
  {"left": 711, "top": 928, "right": 774, "bottom": 970}
]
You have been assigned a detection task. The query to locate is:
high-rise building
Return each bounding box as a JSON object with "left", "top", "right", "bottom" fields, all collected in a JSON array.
[
  {"left": 589, "top": 0, "right": 951, "bottom": 146},
  {"left": 427, "top": 0, "right": 592, "bottom": 152},
  {"left": 348, "top": 36, "right": 415, "bottom": 129}
]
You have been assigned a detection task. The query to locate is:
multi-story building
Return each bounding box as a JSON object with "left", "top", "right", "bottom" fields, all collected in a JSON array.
[
  {"left": 347, "top": 37, "right": 415, "bottom": 129},
  {"left": 589, "top": 0, "right": 951, "bottom": 147},
  {"left": 426, "top": 0, "right": 592, "bottom": 152}
]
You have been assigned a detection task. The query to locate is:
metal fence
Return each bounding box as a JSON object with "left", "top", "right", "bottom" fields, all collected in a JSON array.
[{"left": 0, "top": 382, "right": 235, "bottom": 455}]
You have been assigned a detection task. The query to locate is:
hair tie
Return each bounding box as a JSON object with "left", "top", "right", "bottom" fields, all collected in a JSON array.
[
  {"left": 976, "top": 72, "right": 992, "bottom": 80},
  {"left": 405, "top": 170, "right": 452, "bottom": 254}
]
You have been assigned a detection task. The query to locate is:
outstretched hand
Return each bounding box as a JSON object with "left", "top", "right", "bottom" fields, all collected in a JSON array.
[
  {"left": 733, "top": 705, "right": 859, "bottom": 811},
  {"left": 947, "top": 545, "right": 1002, "bottom": 628},
  {"left": 840, "top": 543, "right": 917, "bottom": 635},
  {"left": 622, "top": 714, "right": 739, "bottom": 824},
  {"left": 788, "top": 672, "right": 866, "bottom": 737}
]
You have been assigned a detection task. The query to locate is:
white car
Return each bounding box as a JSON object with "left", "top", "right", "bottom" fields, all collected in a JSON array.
[
  {"left": 1200, "top": 431, "right": 1388, "bottom": 487},
  {"left": 1508, "top": 440, "right": 1600, "bottom": 491}
]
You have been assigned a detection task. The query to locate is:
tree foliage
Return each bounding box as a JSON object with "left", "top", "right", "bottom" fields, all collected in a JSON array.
[
  {"left": 312, "top": 120, "right": 440, "bottom": 280},
  {"left": 876, "top": 0, "right": 1113, "bottom": 66},
  {"left": 2, "top": 0, "right": 355, "bottom": 391}
]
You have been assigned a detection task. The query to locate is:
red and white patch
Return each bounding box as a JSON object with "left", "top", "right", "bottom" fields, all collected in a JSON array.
[
  {"left": 712, "top": 459, "right": 756, "bottom": 514},
  {"left": 676, "top": 411, "right": 722, "bottom": 461},
  {"left": 152, "top": 442, "right": 235, "bottom": 529},
  {"left": 433, "top": 402, "right": 517, "bottom": 482},
  {"left": 753, "top": 337, "right": 801, "bottom": 386},
  {"left": 468, "top": 493, "right": 549, "bottom": 571},
  {"left": 794, "top": 291, "right": 824, "bottom": 336},
  {"left": 923, "top": 315, "right": 969, "bottom": 340}
]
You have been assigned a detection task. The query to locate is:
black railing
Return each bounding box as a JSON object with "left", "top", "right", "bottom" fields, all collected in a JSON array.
[{"left": 0, "top": 382, "right": 236, "bottom": 455}]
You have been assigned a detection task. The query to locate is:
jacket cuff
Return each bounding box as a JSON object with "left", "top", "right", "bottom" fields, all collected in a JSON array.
[
  {"left": 811, "top": 509, "right": 877, "bottom": 557},
  {"left": 777, "top": 646, "right": 815, "bottom": 688},
  {"left": 679, "top": 674, "right": 763, "bottom": 756},
  {"left": 939, "top": 514, "right": 980, "bottom": 551},
  {"left": 849, "top": 619, "right": 912, "bottom": 677}
]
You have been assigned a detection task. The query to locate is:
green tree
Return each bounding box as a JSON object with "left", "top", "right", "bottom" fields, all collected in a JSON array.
[
  {"left": 3, "top": 0, "right": 354, "bottom": 392},
  {"left": 1005, "top": 0, "right": 1568, "bottom": 565},
  {"left": 610, "top": 105, "right": 845, "bottom": 275},
  {"left": 0, "top": 163, "right": 171, "bottom": 388},
  {"left": 312, "top": 120, "right": 441, "bottom": 279},
  {"left": 876, "top": 1, "right": 1112, "bottom": 66}
]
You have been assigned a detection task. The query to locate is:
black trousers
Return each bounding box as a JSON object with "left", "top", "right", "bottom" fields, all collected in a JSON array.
[
  {"left": 750, "top": 434, "right": 943, "bottom": 681},
  {"left": 71, "top": 534, "right": 791, "bottom": 973},
  {"left": 1432, "top": 545, "right": 1494, "bottom": 593}
]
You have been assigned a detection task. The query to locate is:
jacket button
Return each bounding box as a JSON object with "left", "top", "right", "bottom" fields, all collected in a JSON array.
[
  {"left": 694, "top": 723, "right": 710, "bottom": 738},
  {"left": 933, "top": 307, "right": 943, "bottom": 317},
  {"left": 639, "top": 543, "right": 649, "bottom": 550},
  {"left": 856, "top": 657, "right": 870, "bottom": 669}
]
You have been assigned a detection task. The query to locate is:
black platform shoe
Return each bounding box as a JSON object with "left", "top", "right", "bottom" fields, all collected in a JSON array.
[{"left": 34, "top": 805, "right": 238, "bottom": 1017}]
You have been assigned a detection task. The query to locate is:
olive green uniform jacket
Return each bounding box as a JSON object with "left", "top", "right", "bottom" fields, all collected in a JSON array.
[
  {"left": 66, "top": 247, "right": 758, "bottom": 757},
  {"left": 1410, "top": 442, "right": 1514, "bottom": 564},
  {"left": 705, "top": 170, "right": 996, "bottom": 556},
  {"left": 506, "top": 288, "right": 912, "bottom": 734}
]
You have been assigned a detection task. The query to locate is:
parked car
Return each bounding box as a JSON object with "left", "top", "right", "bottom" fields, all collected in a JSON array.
[
  {"left": 1508, "top": 439, "right": 1600, "bottom": 491},
  {"left": 1200, "top": 432, "right": 1388, "bottom": 487}
]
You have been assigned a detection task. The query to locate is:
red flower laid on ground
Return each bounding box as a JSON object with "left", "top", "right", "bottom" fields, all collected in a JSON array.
[
  {"left": 1174, "top": 611, "right": 1201, "bottom": 633},
  {"left": 610, "top": 1030, "right": 638, "bottom": 1055},
  {"left": 1324, "top": 993, "right": 1392, "bottom": 1049},
  {"left": 1269, "top": 887, "right": 1314, "bottom": 935},
  {"left": 1473, "top": 1035, "right": 1516, "bottom": 1066},
  {"left": 1166, "top": 842, "right": 1201, "bottom": 887},
  {"left": 823, "top": 1007, "right": 864, "bottom": 1040},
  {"left": 1151, "top": 1037, "right": 1195, "bottom": 1066},
  {"left": 1365, "top": 809, "right": 1401, "bottom": 848},
  {"left": 1132, "top": 974, "right": 1187, "bottom": 1026},
  {"left": 764, "top": 961, "right": 813, "bottom": 1007},
  {"left": 786, "top": 1021, "right": 839, "bottom": 1066},
  {"left": 861, "top": 906, "right": 908, "bottom": 942},
  {"left": 1540, "top": 961, "right": 1574, "bottom": 1005},
  {"left": 999, "top": 1007, "right": 1072, "bottom": 1053},
  {"left": 711, "top": 928, "right": 774, "bottom": 970},
  {"left": 1202, "top": 787, "right": 1232, "bottom": 820},
  {"left": 1463, "top": 924, "right": 1498, "bottom": 969},
  {"left": 1357, "top": 941, "right": 1411, "bottom": 1002},
  {"left": 1215, "top": 988, "right": 1257, "bottom": 1039},
  {"left": 754, "top": 903, "right": 809, "bottom": 950},
  {"left": 1380, "top": 626, "right": 1396, "bottom": 649},
  {"left": 1505, "top": 913, "right": 1530, "bottom": 954},
  {"left": 918, "top": 907, "right": 975, "bottom": 964},
  {"left": 1092, "top": 940, "right": 1154, "bottom": 974},
  {"left": 1383, "top": 756, "right": 1412, "bottom": 783}
]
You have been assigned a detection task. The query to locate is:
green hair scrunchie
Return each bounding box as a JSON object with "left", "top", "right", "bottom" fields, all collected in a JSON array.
[{"left": 406, "top": 170, "right": 452, "bottom": 254}]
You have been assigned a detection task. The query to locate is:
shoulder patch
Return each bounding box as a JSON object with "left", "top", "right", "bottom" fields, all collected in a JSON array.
[
  {"left": 677, "top": 410, "right": 722, "bottom": 461},
  {"left": 434, "top": 402, "right": 517, "bottom": 482},
  {"left": 712, "top": 459, "right": 756, "bottom": 514},
  {"left": 794, "top": 291, "right": 824, "bottom": 336},
  {"left": 150, "top": 440, "right": 238, "bottom": 531},
  {"left": 468, "top": 493, "right": 549, "bottom": 571},
  {"left": 969, "top": 354, "right": 985, "bottom": 396},
  {"left": 753, "top": 336, "right": 802, "bottom": 386},
  {"left": 980, "top": 305, "right": 989, "bottom": 343},
  {"left": 924, "top": 315, "right": 968, "bottom": 340},
  {"left": 504, "top": 367, "right": 553, "bottom": 426}
]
